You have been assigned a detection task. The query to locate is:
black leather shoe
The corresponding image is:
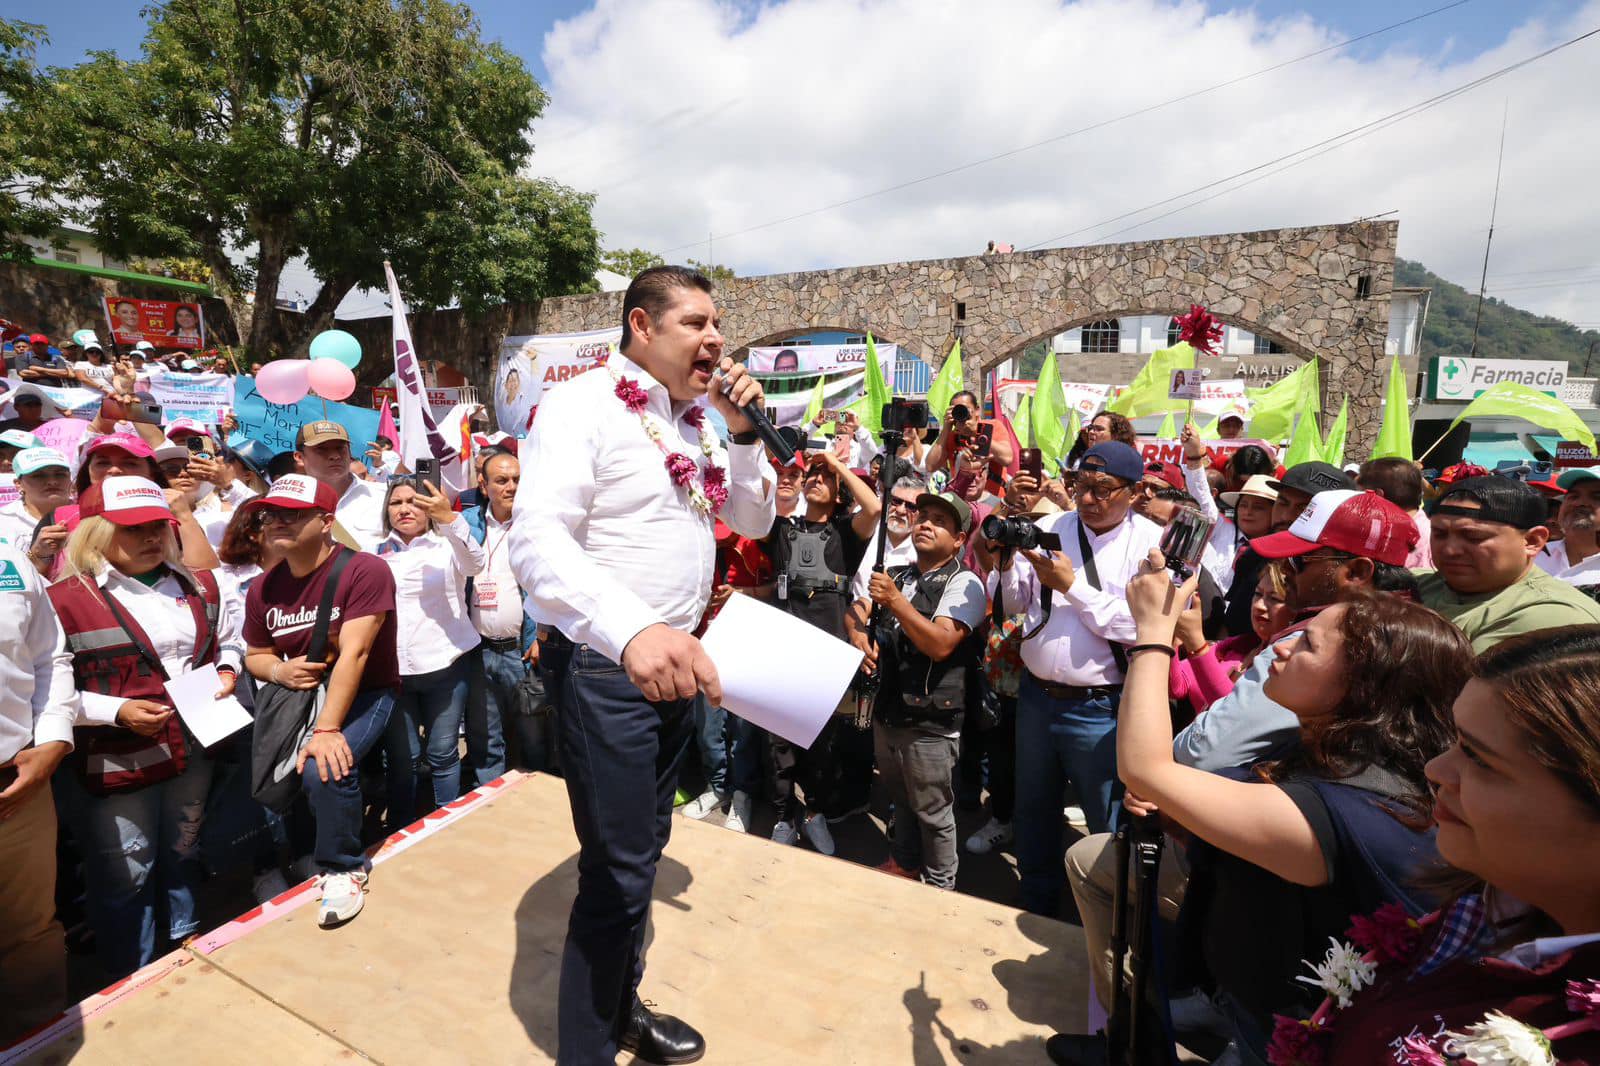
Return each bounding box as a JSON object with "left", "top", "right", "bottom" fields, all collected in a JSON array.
[
  {"left": 1044, "top": 1031, "right": 1108, "bottom": 1066},
  {"left": 618, "top": 1000, "right": 706, "bottom": 1065}
]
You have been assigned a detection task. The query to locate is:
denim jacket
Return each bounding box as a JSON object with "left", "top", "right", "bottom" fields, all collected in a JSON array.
[{"left": 461, "top": 502, "right": 537, "bottom": 653}]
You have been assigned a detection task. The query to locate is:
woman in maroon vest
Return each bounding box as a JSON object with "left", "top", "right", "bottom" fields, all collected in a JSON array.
[
  {"left": 1304, "top": 626, "right": 1600, "bottom": 1065},
  {"left": 47, "top": 476, "right": 242, "bottom": 979}
]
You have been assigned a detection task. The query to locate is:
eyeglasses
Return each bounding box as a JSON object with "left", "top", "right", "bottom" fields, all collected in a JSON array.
[
  {"left": 1075, "top": 478, "right": 1128, "bottom": 501},
  {"left": 1283, "top": 549, "right": 1354, "bottom": 574}
]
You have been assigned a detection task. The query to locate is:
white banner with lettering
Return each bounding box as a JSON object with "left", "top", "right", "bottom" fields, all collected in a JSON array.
[
  {"left": 496, "top": 326, "right": 621, "bottom": 437},
  {"left": 748, "top": 342, "right": 899, "bottom": 380}
]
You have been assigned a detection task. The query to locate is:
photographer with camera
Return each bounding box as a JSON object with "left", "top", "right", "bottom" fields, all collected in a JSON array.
[
  {"left": 926, "top": 390, "right": 1013, "bottom": 488},
  {"left": 764, "top": 448, "right": 882, "bottom": 853},
  {"left": 850, "top": 491, "right": 986, "bottom": 888},
  {"left": 988, "top": 440, "right": 1164, "bottom": 916}
]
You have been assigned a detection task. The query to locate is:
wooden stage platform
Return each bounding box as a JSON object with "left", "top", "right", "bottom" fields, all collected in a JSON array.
[{"left": 8, "top": 772, "right": 1087, "bottom": 1065}]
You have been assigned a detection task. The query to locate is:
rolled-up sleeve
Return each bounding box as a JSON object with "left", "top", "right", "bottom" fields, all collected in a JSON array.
[
  {"left": 509, "top": 393, "right": 665, "bottom": 664},
  {"left": 723, "top": 442, "right": 775, "bottom": 541}
]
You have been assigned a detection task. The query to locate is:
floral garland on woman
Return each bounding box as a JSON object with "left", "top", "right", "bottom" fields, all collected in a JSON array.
[
  {"left": 606, "top": 361, "right": 729, "bottom": 517},
  {"left": 1269, "top": 900, "right": 1600, "bottom": 1065}
]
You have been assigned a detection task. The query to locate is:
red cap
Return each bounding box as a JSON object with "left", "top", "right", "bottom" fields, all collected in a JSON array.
[
  {"left": 1144, "top": 460, "right": 1187, "bottom": 491},
  {"left": 1434, "top": 462, "right": 1488, "bottom": 485},
  {"left": 78, "top": 476, "right": 175, "bottom": 527},
  {"left": 27, "top": 333, "right": 48, "bottom": 345},
  {"left": 1250, "top": 489, "right": 1419, "bottom": 567},
  {"left": 247, "top": 474, "right": 340, "bottom": 513}
]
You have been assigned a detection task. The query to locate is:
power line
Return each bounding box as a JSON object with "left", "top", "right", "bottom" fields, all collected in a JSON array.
[
  {"left": 652, "top": 0, "right": 1473, "bottom": 256},
  {"left": 1020, "top": 24, "right": 1599, "bottom": 250}
]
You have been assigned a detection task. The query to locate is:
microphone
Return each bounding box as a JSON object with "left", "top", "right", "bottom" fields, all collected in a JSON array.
[{"left": 716, "top": 370, "right": 795, "bottom": 465}]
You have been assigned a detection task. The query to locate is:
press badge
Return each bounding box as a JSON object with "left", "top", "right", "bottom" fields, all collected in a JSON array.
[
  {"left": 474, "top": 578, "right": 500, "bottom": 610},
  {"left": 0, "top": 560, "right": 24, "bottom": 592}
]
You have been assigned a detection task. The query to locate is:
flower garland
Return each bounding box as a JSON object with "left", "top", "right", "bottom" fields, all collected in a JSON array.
[
  {"left": 1268, "top": 902, "right": 1600, "bottom": 1066},
  {"left": 607, "top": 364, "right": 727, "bottom": 517}
]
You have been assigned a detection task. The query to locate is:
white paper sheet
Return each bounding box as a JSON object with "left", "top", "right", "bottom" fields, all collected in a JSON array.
[
  {"left": 699, "top": 592, "right": 864, "bottom": 749},
  {"left": 164, "top": 663, "right": 252, "bottom": 748}
]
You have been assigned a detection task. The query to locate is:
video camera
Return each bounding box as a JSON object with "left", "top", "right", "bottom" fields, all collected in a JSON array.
[
  {"left": 881, "top": 398, "right": 928, "bottom": 436},
  {"left": 981, "top": 512, "right": 1062, "bottom": 552}
]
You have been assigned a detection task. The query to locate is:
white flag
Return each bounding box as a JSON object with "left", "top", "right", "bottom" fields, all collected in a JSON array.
[{"left": 385, "top": 262, "right": 463, "bottom": 497}]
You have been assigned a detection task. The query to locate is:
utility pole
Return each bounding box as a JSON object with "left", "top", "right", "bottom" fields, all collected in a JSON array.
[{"left": 1469, "top": 103, "right": 1509, "bottom": 358}]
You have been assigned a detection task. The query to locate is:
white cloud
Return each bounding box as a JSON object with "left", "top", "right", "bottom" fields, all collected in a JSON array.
[{"left": 528, "top": 0, "right": 1600, "bottom": 329}]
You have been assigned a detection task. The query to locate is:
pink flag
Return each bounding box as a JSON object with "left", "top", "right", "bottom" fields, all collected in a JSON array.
[{"left": 377, "top": 400, "right": 399, "bottom": 447}]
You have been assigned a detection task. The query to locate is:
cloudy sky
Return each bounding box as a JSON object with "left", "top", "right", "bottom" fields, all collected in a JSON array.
[{"left": 20, "top": 0, "right": 1600, "bottom": 328}]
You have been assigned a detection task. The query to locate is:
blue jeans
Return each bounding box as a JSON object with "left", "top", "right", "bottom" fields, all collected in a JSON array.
[
  {"left": 53, "top": 747, "right": 213, "bottom": 977},
  {"left": 1014, "top": 675, "right": 1124, "bottom": 916},
  {"left": 556, "top": 643, "right": 693, "bottom": 1065},
  {"left": 385, "top": 653, "right": 471, "bottom": 825},
  {"left": 471, "top": 642, "right": 551, "bottom": 782},
  {"left": 726, "top": 713, "right": 763, "bottom": 795},
  {"left": 304, "top": 688, "right": 394, "bottom": 873},
  {"left": 691, "top": 700, "right": 764, "bottom": 797}
]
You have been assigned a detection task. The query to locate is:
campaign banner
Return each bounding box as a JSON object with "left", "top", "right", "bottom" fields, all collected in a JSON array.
[
  {"left": 497, "top": 327, "right": 620, "bottom": 436},
  {"left": 103, "top": 297, "right": 206, "bottom": 350},
  {"left": 0, "top": 474, "right": 15, "bottom": 509},
  {"left": 1555, "top": 440, "right": 1600, "bottom": 469},
  {"left": 748, "top": 342, "right": 900, "bottom": 381},
  {"left": 996, "top": 379, "right": 1114, "bottom": 423},
  {"left": 231, "top": 375, "right": 381, "bottom": 460},
  {"left": 145, "top": 368, "right": 234, "bottom": 424},
  {"left": 763, "top": 370, "right": 871, "bottom": 430},
  {"left": 32, "top": 418, "right": 92, "bottom": 474},
  {"left": 1136, "top": 437, "right": 1272, "bottom": 466},
  {"left": 2, "top": 376, "right": 104, "bottom": 419},
  {"left": 371, "top": 385, "right": 471, "bottom": 411}
]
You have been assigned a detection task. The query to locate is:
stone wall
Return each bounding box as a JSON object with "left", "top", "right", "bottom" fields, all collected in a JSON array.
[
  {"left": 537, "top": 221, "right": 1400, "bottom": 449},
  {"left": 0, "top": 259, "right": 236, "bottom": 348}
]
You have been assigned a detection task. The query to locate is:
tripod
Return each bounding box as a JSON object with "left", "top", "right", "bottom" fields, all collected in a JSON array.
[{"left": 1104, "top": 813, "right": 1168, "bottom": 1066}]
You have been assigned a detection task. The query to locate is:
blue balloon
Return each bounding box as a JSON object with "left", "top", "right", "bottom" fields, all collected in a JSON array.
[{"left": 309, "top": 329, "right": 362, "bottom": 369}]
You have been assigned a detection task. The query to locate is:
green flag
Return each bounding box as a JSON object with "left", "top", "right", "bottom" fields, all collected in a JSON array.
[
  {"left": 1446, "top": 381, "right": 1596, "bottom": 454},
  {"left": 1065, "top": 408, "right": 1081, "bottom": 462},
  {"left": 1321, "top": 397, "right": 1350, "bottom": 467},
  {"left": 1246, "top": 358, "right": 1320, "bottom": 442},
  {"left": 1031, "top": 350, "right": 1070, "bottom": 467},
  {"left": 801, "top": 373, "right": 827, "bottom": 428},
  {"left": 1283, "top": 409, "right": 1324, "bottom": 469},
  {"left": 1371, "top": 356, "right": 1414, "bottom": 461},
  {"left": 1107, "top": 342, "right": 1196, "bottom": 418},
  {"left": 1014, "top": 395, "right": 1034, "bottom": 449},
  {"left": 843, "top": 331, "right": 894, "bottom": 435},
  {"left": 925, "top": 340, "right": 963, "bottom": 424},
  {"left": 1156, "top": 411, "right": 1177, "bottom": 439}
]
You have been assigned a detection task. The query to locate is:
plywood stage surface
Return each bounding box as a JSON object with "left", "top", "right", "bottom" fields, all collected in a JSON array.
[{"left": 11, "top": 772, "right": 1087, "bottom": 1065}]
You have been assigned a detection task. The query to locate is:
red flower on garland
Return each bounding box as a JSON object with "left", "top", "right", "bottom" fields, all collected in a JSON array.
[
  {"left": 1267, "top": 1016, "right": 1327, "bottom": 1066},
  {"left": 703, "top": 464, "right": 729, "bottom": 510},
  {"left": 684, "top": 405, "right": 706, "bottom": 430},
  {"left": 1345, "top": 903, "right": 1422, "bottom": 965},
  {"left": 615, "top": 377, "right": 649, "bottom": 414},
  {"left": 1175, "top": 304, "right": 1224, "bottom": 357},
  {"left": 664, "top": 452, "right": 698, "bottom": 486}
]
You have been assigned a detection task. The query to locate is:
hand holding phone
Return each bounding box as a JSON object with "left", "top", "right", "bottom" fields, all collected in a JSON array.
[{"left": 1019, "top": 448, "right": 1043, "bottom": 480}]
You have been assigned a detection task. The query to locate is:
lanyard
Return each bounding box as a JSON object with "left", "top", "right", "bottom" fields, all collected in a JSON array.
[{"left": 483, "top": 519, "right": 512, "bottom": 571}]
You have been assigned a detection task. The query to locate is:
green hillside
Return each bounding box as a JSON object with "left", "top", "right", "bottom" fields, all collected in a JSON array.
[{"left": 1397, "top": 258, "right": 1599, "bottom": 371}]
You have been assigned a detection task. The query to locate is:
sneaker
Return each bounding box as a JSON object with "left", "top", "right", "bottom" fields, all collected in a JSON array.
[
  {"left": 876, "top": 856, "right": 920, "bottom": 879},
  {"left": 317, "top": 871, "right": 368, "bottom": 928},
  {"left": 964, "top": 817, "right": 1013, "bottom": 855},
  {"left": 680, "top": 789, "right": 724, "bottom": 820},
  {"left": 724, "top": 790, "right": 753, "bottom": 834},
  {"left": 825, "top": 801, "right": 871, "bottom": 825},
  {"left": 801, "top": 813, "right": 836, "bottom": 855},
  {"left": 1064, "top": 805, "right": 1089, "bottom": 833},
  {"left": 770, "top": 819, "right": 800, "bottom": 846}
]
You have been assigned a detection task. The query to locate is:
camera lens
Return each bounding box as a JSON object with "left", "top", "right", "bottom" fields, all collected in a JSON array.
[{"left": 951, "top": 404, "right": 970, "bottom": 422}]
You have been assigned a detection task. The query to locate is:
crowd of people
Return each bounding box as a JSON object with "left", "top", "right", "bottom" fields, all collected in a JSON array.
[{"left": 3, "top": 278, "right": 1599, "bottom": 1066}]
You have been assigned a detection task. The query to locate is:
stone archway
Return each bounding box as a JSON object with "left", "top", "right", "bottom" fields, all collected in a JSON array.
[{"left": 532, "top": 220, "right": 1398, "bottom": 448}]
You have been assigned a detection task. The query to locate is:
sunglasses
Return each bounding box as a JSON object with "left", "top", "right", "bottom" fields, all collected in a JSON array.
[
  {"left": 1283, "top": 549, "right": 1354, "bottom": 574},
  {"left": 887, "top": 496, "right": 919, "bottom": 511}
]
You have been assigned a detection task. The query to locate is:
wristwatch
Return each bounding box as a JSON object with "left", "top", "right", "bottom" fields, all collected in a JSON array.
[{"left": 729, "top": 430, "right": 759, "bottom": 445}]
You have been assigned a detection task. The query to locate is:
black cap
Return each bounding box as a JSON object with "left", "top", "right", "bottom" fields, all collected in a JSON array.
[
  {"left": 1268, "top": 461, "right": 1356, "bottom": 497},
  {"left": 1435, "top": 476, "right": 1548, "bottom": 530}
]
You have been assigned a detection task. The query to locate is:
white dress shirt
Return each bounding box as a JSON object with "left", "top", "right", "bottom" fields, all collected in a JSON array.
[
  {"left": 471, "top": 511, "right": 525, "bottom": 641},
  {"left": 77, "top": 565, "right": 246, "bottom": 726},
  {"left": 0, "top": 546, "right": 79, "bottom": 762},
  {"left": 1537, "top": 539, "right": 1600, "bottom": 589},
  {"left": 1536, "top": 540, "right": 1571, "bottom": 576},
  {"left": 378, "top": 515, "right": 486, "bottom": 676},
  {"left": 851, "top": 530, "right": 919, "bottom": 601},
  {"left": 0, "top": 498, "right": 40, "bottom": 554},
  {"left": 988, "top": 509, "right": 1166, "bottom": 687},
  {"left": 335, "top": 476, "right": 387, "bottom": 552},
  {"left": 509, "top": 354, "right": 776, "bottom": 664}
]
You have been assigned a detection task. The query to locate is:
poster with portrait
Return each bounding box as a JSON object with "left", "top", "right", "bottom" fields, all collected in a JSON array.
[
  {"left": 496, "top": 326, "right": 621, "bottom": 436},
  {"left": 102, "top": 297, "right": 207, "bottom": 349},
  {"left": 747, "top": 342, "right": 899, "bottom": 379}
]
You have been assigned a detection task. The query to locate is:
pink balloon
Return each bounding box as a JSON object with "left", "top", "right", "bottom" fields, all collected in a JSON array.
[
  {"left": 257, "top": 359, "right": 311, "bottom": 405},
  {"left": 308, "top": 358, "right": 357, "bottom": 402}
]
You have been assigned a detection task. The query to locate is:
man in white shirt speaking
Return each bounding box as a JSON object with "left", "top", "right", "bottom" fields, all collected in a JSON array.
[{"left": 510, "top": 266, "right": 775, "bottom": 1066}]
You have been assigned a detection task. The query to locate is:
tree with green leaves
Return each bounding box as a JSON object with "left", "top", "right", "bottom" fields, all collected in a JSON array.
[
  {"left": 0, "top": 19, "right": 57, "bottom": 261},
  {"left": 601, "top": 247, "right": 664, "bottom": 279},
  {"left": 14, "top": 0, "right": 599, "bottom": 359},
  {"left": 687, "top": 258, "right": 736, "bottom": 285}
]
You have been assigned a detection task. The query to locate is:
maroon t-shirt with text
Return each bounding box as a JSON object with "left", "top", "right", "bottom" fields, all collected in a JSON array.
[{"left": 244, "top": 547, "right": 400, "bottom": 691}]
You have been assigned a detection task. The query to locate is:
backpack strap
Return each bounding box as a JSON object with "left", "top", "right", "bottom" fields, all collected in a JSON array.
[{"left": 305, "top": 547, "right": 356, "bottom": 664}]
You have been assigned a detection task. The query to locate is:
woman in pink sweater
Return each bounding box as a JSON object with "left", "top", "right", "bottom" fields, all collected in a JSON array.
[{"left": 1169, "top": 567, "right": 1294, "bottom": 717}]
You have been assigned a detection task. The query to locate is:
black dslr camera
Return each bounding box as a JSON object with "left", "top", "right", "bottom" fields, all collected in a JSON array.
[
  {"left": 981, "top": 513, "right": 1063, "bottom": 552},
  {"left": 881, "top": 398, "right": 928, "bottom": 436}
]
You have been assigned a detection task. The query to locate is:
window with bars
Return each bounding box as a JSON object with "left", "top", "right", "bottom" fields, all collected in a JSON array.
[
  {"left": 1081, "top": 319, "right": 1121, "bottom": 353},
  {"left": 1167, "top": 317, "right": 1182, "bottom": 348},
  {"left": 1252, "top": 334, "right": 1286, "bottom": 355}
]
